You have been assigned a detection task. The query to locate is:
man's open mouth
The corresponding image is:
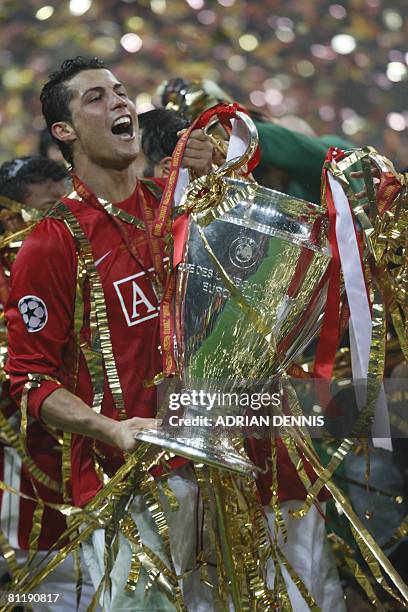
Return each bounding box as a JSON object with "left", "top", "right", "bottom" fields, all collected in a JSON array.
[{"left": 111, "top": 115, "right": 134, "bottom": 138}]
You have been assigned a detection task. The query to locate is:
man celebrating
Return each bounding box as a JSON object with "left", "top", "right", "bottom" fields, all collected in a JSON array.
[{"left": 5, "top": 57, "right": 215, "bottom": 610}]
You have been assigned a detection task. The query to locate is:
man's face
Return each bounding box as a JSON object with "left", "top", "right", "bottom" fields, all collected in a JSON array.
[
  {"left": 24, "top": 178, "right": 67, "bottom": 210},
  {"left": 65, "top": 69, "right": 139, "bottom": 170}
]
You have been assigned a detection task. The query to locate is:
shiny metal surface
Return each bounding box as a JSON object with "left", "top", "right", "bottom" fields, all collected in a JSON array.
[
  {"left": 137, "top": 114, "right": 331, "bottom": 474},
  {"left": 178, "top": 179, "right": 330, "bottom": 384}
]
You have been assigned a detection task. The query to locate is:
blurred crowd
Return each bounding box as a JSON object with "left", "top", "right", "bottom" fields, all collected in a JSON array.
[{"left": 0, "top": 0, "right": 407, "bottom": 167}]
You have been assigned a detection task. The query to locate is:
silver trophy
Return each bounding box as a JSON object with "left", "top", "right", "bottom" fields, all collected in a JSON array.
[{"left": 137, "top": 111, "right": 331, "bottom": 475}]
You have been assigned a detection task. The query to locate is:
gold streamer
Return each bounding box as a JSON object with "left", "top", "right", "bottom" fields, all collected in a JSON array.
[
  {"left": 269, "top": 437, "right": 287, "bottom": 542},
  {"left": 160, "top": 478, "right": 180, "bottom": 512},
  {"left": 0, "top": 403, "right": 61, "bottom": 493},
  {"left": 328, "top": 533, "right": 381, "bottom": 608},
  {"left": 49, "top": 203, "right": 126, "bottom": 419},
  {"left": 382, "top": 516, "right": 408, "bottom": 551},
  {"left": 0, "top": 529, "right": 19, "bottom": 578},
  {"left": 351, "top": 526, "right": 405, "bottom": 606},
  {"left": 27, "top": 501, "right": 45, "bottom": 563},
  {"left": 120, "top": 514, "right": 184, "bottom": 607}
]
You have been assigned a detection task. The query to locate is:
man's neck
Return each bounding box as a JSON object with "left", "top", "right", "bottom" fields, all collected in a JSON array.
[{"left": 74, "top": 158, "right": 138, "bottom": 203}]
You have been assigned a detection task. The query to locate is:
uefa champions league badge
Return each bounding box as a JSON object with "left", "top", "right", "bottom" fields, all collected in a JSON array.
[
  {"left": 229, "top": 235, "right": 259, "bottom": 269},
  {"left": 18, "top": 295, "right": 48, "bottom": 333}
]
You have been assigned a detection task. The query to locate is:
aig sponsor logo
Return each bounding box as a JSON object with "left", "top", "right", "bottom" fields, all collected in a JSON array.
[{"left": 113, "top": 271, "right": 159, "bottom": 327}]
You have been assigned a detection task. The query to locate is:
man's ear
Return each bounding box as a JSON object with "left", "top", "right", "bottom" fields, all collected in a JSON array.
[
  {"left": 157, "top": 156, "right": 172, "bottom": 178},
  {"left": 51, "top": 122, "right": 76, "bottom": 145}
]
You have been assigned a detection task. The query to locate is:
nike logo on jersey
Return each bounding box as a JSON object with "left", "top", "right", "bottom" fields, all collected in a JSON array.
[
  {"left": 95, "top": 250, "right": 112, "bottom": 266},
  {"left": 113, "top": 270, "right": 159, "bottom": 327}
]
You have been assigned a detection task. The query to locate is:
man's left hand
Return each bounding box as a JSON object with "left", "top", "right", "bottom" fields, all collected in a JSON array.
[{"left": 180, "top": 129, "right": 213, "bottom": 177}]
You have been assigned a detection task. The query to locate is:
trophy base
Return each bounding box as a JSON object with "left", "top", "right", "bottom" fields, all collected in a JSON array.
[{"left": 136, "top": 428, "right": 256, "bottom": 477}]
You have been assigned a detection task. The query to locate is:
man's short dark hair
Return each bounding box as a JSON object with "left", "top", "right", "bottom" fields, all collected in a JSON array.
[
  {"left": 40, "top": 56, "right": 105, "bottom": 165},
  {"left": 138, "top": 109, "right": 190, "bottom": 176},
  {"left": 0, "top": 156, "right": 68, "bottom": 204}
]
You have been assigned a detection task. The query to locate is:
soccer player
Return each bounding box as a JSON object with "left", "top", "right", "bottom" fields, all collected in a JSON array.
[{"left": 5, "top": 56, "right": 215, "bottom": 610}]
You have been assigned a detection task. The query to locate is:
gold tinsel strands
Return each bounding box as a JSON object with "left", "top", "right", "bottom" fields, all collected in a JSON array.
[
  {"left": 178, "top": 166, "right": 408, "bottom": 606},
  {"left": 370, "top": 171, "right": 408, "bottom": 364},
  {"left": 328, "top": 533, "right": 382, "bottom": 608},
  {"left": 288, "top": 281, "right": 386, "bottom": 519},
  {"left": 276, "top": 380, "right": 408, "bottom": 605},
  {"left": 0, "top": 408, "right": 61, "bottom": 494},
  {"left": 70, "top": 250, "right": 105, "bottom": 416},
  {"left": 63, "top": 251, "right": 86, "bottom": 609},
  {"left": 120, "top": 515, "right": 185, "bottom": 609},
  {"left": 293, "top": 432, "right": 408, "bottom": 606},
  {"left": 26, "top": 501, "right": 45, "bottom": 564},
  {"left": 2, "top": 443, "right": 167, "bottom": 603},
  {"left": 0, "top": 529, "right": 19, "bottom": 578},
  {"left": 382, "top": 516, "right": 408, "bottom": 551},
  {"left": 269, "top": 437, "right": 287, "bottom": 542},
  {"left": 0, "top": 224, "right": 36, "bottom": 250},
  {"left": 51, "top": 199, "right": 142, "bottom": 607},
  {"left": 206, "top": 468, "right": 280, "bottom": 611},
  {"left": 4, "top": 150, "right": 408, "bottom": 608},
  {"left": 283, "top": 149, "right": 390, "bottom": 518},
  {"left": 193, "top": 464, "right": 227, "bottom": 609},
  {"left": 208, "top": 468, "right": 244, "bottom": 611},
  {"left": 49, "top": 201, "right": 127, "bottom": 419}
]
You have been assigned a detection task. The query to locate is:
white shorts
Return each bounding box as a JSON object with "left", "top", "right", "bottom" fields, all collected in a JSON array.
[
  {"left": 82, "top": 465, "right": 215, "bottom": 611},
  {"left": 0, "top": 548, "right": 95, "bottom": 612},
  {"left": 265, "top": 500, "right": 346, "bottom": 612}
]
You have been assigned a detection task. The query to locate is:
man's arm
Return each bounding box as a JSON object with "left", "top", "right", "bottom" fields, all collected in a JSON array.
[
  {"left": 6, "top": 218, "right": 158, "bottom": 452},
  {"left": 42, "top": 388, "right": 159, "bottom": 452}
]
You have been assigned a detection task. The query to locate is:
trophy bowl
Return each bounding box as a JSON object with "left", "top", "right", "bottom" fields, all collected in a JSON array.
[{"left": 137, "top": 111, "right": 331, "bottom": 475}]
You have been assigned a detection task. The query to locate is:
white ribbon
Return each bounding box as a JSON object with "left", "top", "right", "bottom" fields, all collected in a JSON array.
[
  {"left": 226, "top": 117, "right": 250, "bottom": 162},
  {"left": 173, "top": 117, "right": 250, "bottom": 206},
  {"left": 328, "top": 173, "right": 391, "bottom": 450}
]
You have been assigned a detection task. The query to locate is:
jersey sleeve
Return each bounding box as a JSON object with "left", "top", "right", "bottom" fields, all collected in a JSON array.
[{"left": 5, "top": 218, "right": 77, "bottom": 419}]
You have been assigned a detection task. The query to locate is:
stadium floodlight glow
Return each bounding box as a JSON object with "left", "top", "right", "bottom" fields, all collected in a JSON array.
[
  {"left": 331, "top": 34, "right": 357, "bottom": 55},
  {"left": 185, "top": 0, "right": 204, "bottom": 9},
  {"left": 386, "top": 61, "right": 407, "bottom": 82},
  {"left": 239, "top": 34, "right": 258, "bottom": 52},
  {"left": 69, "top": 0, "right": 92, "bottom": 17},
  {"left": 386, "top": 112, "right": 406, "bottom": 131},
  {"left": 36, "top": 6, "right": 54, "bottom": 20},
  {"left": 120, "top": 33, "right": 143, "bottom": 53}
]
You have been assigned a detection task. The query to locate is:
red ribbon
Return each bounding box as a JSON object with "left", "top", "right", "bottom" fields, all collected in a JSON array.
[
  {"left": 154, "top": 102, "right": 261, "bottom": 374},
  {"left": 377, "top": 172, "right": 402, "bottom": 216},
  {"left": 314, "top": 148, "right": 344, "bottom": 380}
]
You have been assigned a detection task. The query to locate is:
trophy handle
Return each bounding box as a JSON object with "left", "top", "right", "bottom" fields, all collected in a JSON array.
[
  {"left": 214, "top": 110, "right": 259, "bottom": 177},
  {"left": 366, "top": 148, "right": 396, "bottom": 175}
]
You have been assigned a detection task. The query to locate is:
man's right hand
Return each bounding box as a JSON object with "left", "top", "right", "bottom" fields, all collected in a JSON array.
[
  {"left": 42, "top": 388, "right": 161, "bottom": 453},
  {"left": 111, "top": 417, "right": 161, "bottom": 452}
]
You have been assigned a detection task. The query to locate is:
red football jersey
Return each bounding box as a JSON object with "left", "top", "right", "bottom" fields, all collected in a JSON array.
[{"left": 5, "top": 178, "right": 180, "bottom": 511}]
